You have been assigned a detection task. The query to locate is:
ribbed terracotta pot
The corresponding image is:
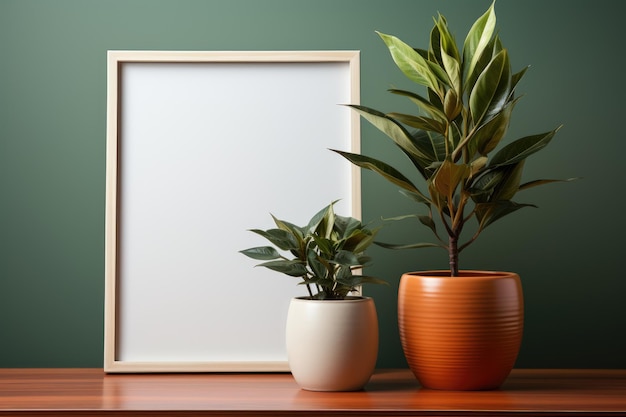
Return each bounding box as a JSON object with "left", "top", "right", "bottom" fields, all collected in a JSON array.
[
  {"left": 286, "top": 296, "right": 378, "bottom": 391},
  {"left": 398, "top": 271, "right": 523, "bottom": 391}
]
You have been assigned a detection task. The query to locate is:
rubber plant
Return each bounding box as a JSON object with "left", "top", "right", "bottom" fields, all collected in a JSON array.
[
  {"left": 240, "top": 202, "right": 386, "bottom": 299},
  {"left": 332, "top": 2, "right": 572, "bottom": 276}
]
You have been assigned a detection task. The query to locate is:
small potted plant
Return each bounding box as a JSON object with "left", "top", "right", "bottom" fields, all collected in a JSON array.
[
  {"left": 240, "top": 201, "right": 386, "bottom": 391},
  {"left": 332, "top": 3, "right": 574, "bottom": 390}
]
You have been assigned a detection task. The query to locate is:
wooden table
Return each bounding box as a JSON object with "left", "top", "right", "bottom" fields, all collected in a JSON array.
[{"left": 1, "top": 369, "right": 625, "bottom": 416}]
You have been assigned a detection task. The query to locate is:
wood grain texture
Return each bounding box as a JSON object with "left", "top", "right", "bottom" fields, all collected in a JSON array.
[{"left": 0, "top": 369, "right": 625, "bottom": 416}]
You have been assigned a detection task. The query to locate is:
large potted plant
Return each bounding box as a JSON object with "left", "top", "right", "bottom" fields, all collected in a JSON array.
[
  {"left": 332, "top": 3, "right": 573, "bottom": 390},
  {"left": 241, "top": 202, "right": 386, "bottom": 391}
]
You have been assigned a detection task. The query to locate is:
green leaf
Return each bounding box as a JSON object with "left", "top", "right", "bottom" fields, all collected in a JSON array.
[
  {"left": 257, "top": 260, "right": 308, "bottom": 277},
  {"left": 333, "top": 250, "right": 361, "bottom": 267},
  {"left": 354, "top": 276, "right": 390, "bottom": 286},
  {"left": 345, "top": 229, "right": 378, "bottom": 254},
  {"left": 388, "top": 89, "right": 447, "bottom": 122},
  {"left": 248, "top": 228, "right": 298, "bottom": 251},
  {"left": 475, "top": 200, "right": 536, "bottom": 230},
  {"left": 470, "top": 169, "right": 504, "bottom": 203},
  {"left": 312, "top": 235, "right": 333, "bottom": 257},
  {"left": 240, "top": 246, "right": 281, "bottom": 260},
  {"left": 307, "top": 249, "right": 327, "bottom": 279},
  {"left": 317, "top": 202, "right": 335, "bottom": 239},
  {"left": 306, "top": 276, "right": 338, "bottom": 293},
  {"left": 331, "top": 149, "right": 424, "bottom": 197},
  {"left": 428, "top": 85, "right": 444, "bottom": 111},
  {"left": 518, "top": 177, "right": 579, "bottom": 191},
  {"left": 412, "top": 130, "right": 447, "bottom": 172},
  {"left": 381, "top": 213, "right": 418, "bottom": 222},
  {"left": 307, "top": 207, "right": 328, "bottom": 232},
  {"left": 489, "top": 126, "right": 561, "bottom": 168},
  {"left": 469, "top": 49, "right": 511, "bottom": 126},
  {"left": 375, "top": 241, "right": 444, "bottom": 250},
  {"left": 509, "top": 65, "right": 529, "bottom": 100},
  {"left": 472, "top": 97, "right": 518, "bottom": 156},
  {"left": 435, "top": 14, "right": 461, "bottom": 92},
  {"left": 443, "top": 88, "right": 462, "bottom": 121},
  {"left": 338, "top": 275, "right": 388, "bottom": 289},
  {"left": 426, "top": 59, "right": 453, "bottom": 89},
  {"left": 463, "top": 1, "right": 497, "bottom": 85},
  {"left": 347, "top": 105, "right": 433, "bottom": 163},
  {"left": 418, "top": 215, "right": 438, "bottom": 235},
  {"left": 271, "top": 215, "right": 304, "bottom": 241},
  {"left": 465, "top": 35, "right": 502, "bottom": 96},
  {"left": 447, "top": 120, "right": 463, "bottom": 154},
  {"left": 442, "top": 48, "right": 461, "bottom": 96},
  {"left": 470, "top": 156, "right": 488, "bottom": 177},
  {"left": 399, "top": 189, "right": 431, "bottom": 207},
  {"left": 470, "top": 161, "right": 525, "bottom": 203},
  {"left": 386, "top": 112, "right": 446, "bottom": 134},
  {"left": 377, "top": 31, "right": 442, "bottom": 93},
  {"left": 356, "top": 253, "right": 373, "bottom": 265},
  {"left": 429, "top": 159, "right": 471, "bottom": 204},
  {"left": 491, "top": 161, "right": 525, "bottom": 201},
  {"left": 429, "top": 17, "right": 443, "bottom": 65},
  {"left": 334, "top": 214, "right": 361, "bottom": 239}
]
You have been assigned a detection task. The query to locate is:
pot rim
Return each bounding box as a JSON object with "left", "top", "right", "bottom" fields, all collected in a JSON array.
[
  {"left": 402, "top": 270, "right": 519, "bottom": 279},
  {"left": 292, "top": 295, "right": 373, "bottom": 302}
]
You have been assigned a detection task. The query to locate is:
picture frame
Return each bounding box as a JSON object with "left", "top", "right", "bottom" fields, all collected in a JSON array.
[{"left": 104, "top": 50, "right": 360, "bottom": 372}]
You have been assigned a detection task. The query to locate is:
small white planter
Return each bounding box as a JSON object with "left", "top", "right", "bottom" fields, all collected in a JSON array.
[{"left": 285, "top": 296, "right": 378, "bottom": 391}]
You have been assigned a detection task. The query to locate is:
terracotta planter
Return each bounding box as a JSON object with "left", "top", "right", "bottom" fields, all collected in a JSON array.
[
  {"left": 286, "top": 296, "right": 378, "bottom": 391},
  {"left": 398, "top": 271, "right": 523, "bottom": 390}
]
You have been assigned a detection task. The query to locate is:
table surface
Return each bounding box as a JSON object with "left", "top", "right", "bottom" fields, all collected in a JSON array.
[{"left": 1, "top": 368, "right": 625, "bottom": 416}]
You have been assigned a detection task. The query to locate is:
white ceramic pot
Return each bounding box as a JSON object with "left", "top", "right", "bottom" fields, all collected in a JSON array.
[{"left": 285, "top": 296, "right": 378, "bottom": 391}]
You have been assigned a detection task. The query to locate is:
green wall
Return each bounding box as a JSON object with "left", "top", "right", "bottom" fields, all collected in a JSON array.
[{"left": 1, "top": 0, "right": 624, "bottom": 368}]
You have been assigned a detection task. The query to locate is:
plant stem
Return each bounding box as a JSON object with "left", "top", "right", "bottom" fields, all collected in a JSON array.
[{"left": 449, "top": 234, "right": 459, "bottom": 277}]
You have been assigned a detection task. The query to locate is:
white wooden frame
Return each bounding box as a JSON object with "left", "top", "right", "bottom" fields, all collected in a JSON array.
[{"left": 104, "top": 50, "right": 360, "bottom": 372}]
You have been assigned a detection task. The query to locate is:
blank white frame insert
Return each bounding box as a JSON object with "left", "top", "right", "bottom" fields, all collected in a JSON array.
[{"left": 104, "top": 50, "right": 360, "bottom": 372}]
